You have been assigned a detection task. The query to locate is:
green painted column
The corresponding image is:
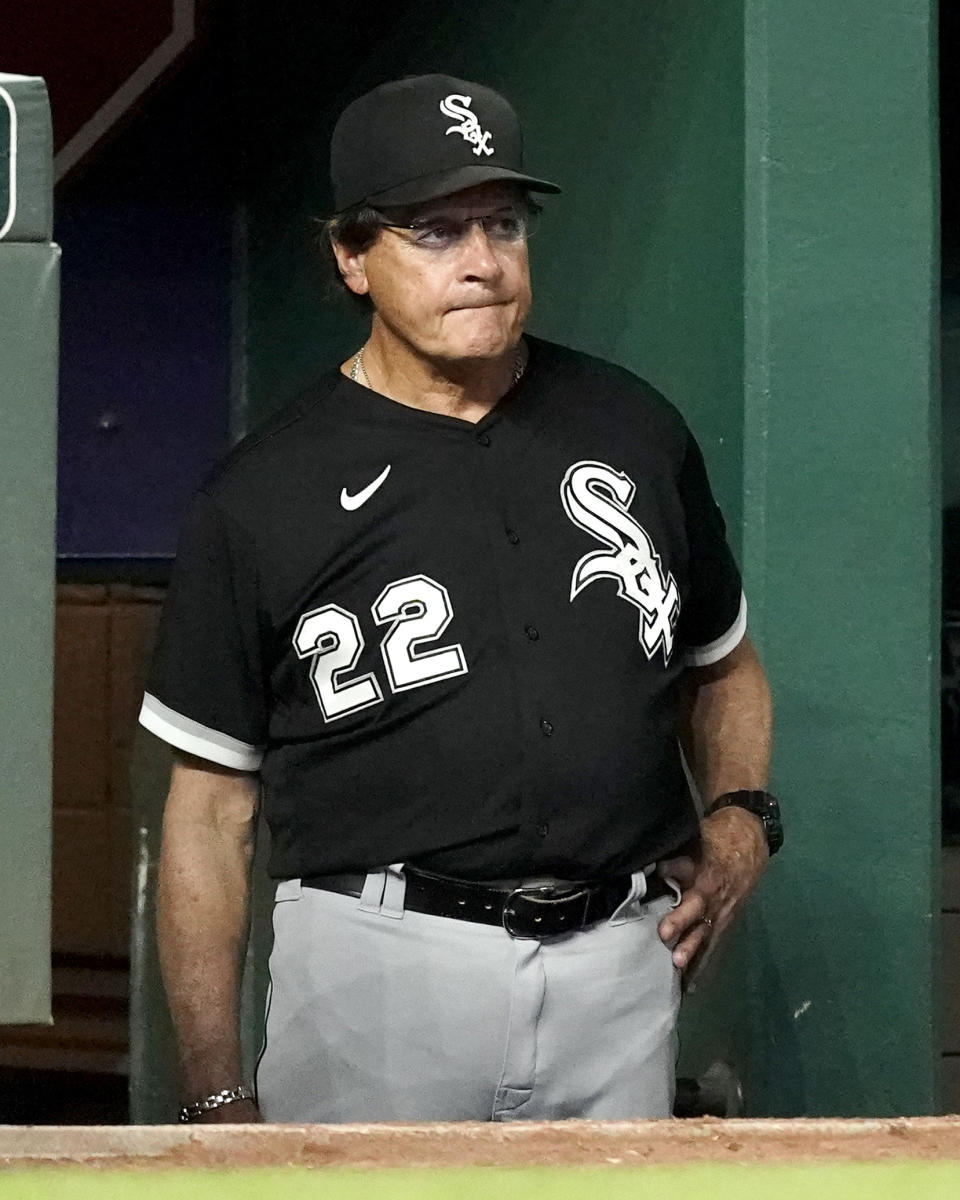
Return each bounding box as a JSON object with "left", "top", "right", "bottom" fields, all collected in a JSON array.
[
  {"left": 738, "top": 0, "right": 940, "bottom": 1115},
  {"left": 0, "top": 74, "right": 58, "bottom": 1024}
]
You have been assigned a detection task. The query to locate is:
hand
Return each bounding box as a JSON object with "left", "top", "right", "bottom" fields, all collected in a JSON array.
[
  {"left": 192, "top": 1098, "right": 264, "bottom": 1123},
  {"left": 656, "top": 805, "right": 769, "bottom": 986}
]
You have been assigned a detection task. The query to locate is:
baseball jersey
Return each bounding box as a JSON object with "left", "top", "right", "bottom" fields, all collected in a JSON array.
[{"left": 139, "top": 335, "right": 746, "bottom": 882}]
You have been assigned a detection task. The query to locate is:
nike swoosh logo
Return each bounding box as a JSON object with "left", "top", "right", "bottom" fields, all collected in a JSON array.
[{"left": 340, "top": 464, "right": 391, "bottom": 511}]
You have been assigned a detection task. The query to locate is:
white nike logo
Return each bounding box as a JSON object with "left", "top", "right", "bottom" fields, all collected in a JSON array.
[{"left": 340, "top": 464, "right": 391, "bottom": 511}]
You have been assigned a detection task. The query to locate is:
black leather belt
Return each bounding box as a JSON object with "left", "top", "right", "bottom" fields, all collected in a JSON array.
[{"left": 301, "top": 866, "right": 671, "bottom": 939}]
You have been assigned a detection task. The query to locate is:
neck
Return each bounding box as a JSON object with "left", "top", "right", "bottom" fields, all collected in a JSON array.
[{"left": 347, "top": 319, "right": 526, "bottom": 424}]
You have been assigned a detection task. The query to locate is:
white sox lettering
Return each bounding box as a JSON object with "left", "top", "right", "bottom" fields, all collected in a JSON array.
[
  {"left": 439, "top": 94, "right": 494, "bottom": 157},
  {"left": 561, "top": 460, "right": 680, "bottom": 665}
]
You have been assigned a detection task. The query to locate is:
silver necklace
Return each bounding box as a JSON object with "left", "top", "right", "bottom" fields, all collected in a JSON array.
[
  {"left": 349, "top": 349, "right": 371, "bottom": 387},
  {"left": 350, "top": 346, "right": 526, "bottom": 389}
]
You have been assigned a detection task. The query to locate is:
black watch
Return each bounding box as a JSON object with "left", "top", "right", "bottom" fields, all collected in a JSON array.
[{"left": 708, "top": 790, "right": 783, "bottom": 856}]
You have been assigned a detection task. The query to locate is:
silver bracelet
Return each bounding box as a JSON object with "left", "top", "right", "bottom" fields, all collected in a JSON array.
[{"left": 178, "top": 1084, "right": 254, "bottom": 1123}]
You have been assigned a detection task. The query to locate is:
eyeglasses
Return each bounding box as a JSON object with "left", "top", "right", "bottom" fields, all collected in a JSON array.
[{"left": 374, "top": 204, "right": 540, "bottom": 253}]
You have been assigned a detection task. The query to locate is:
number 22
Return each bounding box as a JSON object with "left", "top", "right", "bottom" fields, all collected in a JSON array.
[{"left": 293, "top": 574, "right": 467, "bottom": 722}]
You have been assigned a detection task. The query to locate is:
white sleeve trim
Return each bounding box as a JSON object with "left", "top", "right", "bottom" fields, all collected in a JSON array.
[
  {"left": 139, "top": 693, "right": 264, "bottom": 772},
  {"left": 684, "top": 591, "right": 748, "bottom": 667}
]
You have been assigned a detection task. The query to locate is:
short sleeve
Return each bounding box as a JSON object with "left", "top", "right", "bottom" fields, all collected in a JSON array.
[
  {"left": 676, "top": 430, "right": 747, "bottom": 666},
  {"left": 139, "top": 490, "right": 268, "bottom": 770}
]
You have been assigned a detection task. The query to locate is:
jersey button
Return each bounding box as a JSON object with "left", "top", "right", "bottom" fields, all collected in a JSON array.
[
  {"left": 506, "top": 528, "right": 520, "bottom": 545},
  {"left": 537, "top": 822, "right": 550, "bottom": 838},
  {"left": 525, "top": 625, "right": 540, "bottom": 641},
  {"left": 540, "top": 718, "right": 554, "bottom": 737},
  {"left": 477, "top": 432, "right": 491, "bottom": 447}
]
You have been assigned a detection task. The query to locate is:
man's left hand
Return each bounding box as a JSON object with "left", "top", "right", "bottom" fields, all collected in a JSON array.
[{"left": 656, "top": 805, "right": 769, "bottom": 986}]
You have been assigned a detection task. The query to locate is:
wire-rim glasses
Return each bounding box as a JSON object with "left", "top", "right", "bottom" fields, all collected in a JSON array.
[{"left": 373, "top": 203, "right": 541, "bottom": 253}]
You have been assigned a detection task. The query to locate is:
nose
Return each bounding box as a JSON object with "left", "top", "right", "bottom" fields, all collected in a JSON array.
[{"left": 456, "top": 219, "right": 502, "bottom": 281}]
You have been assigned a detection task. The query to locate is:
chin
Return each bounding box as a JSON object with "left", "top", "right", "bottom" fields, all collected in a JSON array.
[{"left": 446, "top": 325, "right": 521, "bottom": 362}]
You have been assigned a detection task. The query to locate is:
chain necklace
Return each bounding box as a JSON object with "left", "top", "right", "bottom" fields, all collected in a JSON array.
[{"left": 350, "top": 345, "right": 526, "bottom": 389}]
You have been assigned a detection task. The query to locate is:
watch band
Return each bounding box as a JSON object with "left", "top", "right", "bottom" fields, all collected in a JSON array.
[
  {"left": 708, "top": 789, "right": 783, "bottom": 856},
  {"left": 178, "top": 1084, "right": 254, "bottom": 1123}
]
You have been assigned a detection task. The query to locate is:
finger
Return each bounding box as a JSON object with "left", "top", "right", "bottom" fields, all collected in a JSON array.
[
  {"left": 685, "top": 928, "right": 721, "bottom": 988},
  {"left": 658, "top": 889, "right": 706, "bottom": 944},
  {"left": 657, "top": 856, "right": 697, "bottom": 887},
  {"left": 671, "top": 918, "right": 710, "bottom": 971}
]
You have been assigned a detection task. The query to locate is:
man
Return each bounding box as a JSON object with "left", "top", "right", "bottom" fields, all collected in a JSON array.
[{"left": 141, "top": 74, "right": 777, "bottom": 1125}]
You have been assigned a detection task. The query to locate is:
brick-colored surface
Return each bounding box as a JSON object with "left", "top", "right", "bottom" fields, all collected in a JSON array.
[
  {"left": 51, "top": 807, "right": 132, "bottom": 958},
  {"left": 53, "top": 599, "right": 111, "bottom": 815},
  {"left": 109, "top": 597, "right": 162, "bottom": 812},
  {"left": 2, "top": 1118, "right": 960, "bottom": 1169},
  {"left": 2, "top": 585, "right": 162, "bottom": 1070},
  {"left": 49, "top": 584, "right": 163, "bottom": 956}
]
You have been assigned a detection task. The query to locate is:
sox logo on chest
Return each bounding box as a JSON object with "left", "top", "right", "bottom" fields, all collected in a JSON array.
[{"left": 560, "top": 460, "right": 680, "bottom": 666}]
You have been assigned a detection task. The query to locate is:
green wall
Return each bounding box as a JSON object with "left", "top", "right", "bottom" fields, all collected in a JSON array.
[
  {"left": 737, "top": 0, "right": 940, "bottom": 1115},
  {"left": 209, "top": 0, "right": 939, "bottom": 1117}
]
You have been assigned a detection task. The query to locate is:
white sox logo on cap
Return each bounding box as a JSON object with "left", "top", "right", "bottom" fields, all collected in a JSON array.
[
  {"left": 440, "top": 94, "right": 495, "bottom": 158},
  {"left": 561, "top": 460, "right": 681, "bottom": 666}
]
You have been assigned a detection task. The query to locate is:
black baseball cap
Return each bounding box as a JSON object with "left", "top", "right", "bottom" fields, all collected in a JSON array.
[{"left": 331, "top": 74, "right": 561, "bottom": 212}]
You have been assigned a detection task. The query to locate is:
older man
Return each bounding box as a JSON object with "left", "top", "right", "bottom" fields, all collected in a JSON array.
[{"left": 141, "top": 74, "right": 777, "bottom": 1125}]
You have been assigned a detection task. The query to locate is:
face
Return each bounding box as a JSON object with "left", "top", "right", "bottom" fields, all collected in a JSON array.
[{"left": 334, "top": 181, "right": 533, "bottom": 366}]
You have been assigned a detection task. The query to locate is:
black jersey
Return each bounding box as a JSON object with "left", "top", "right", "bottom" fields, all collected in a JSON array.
[{"left": 140, "top": 336, "right": 745, "bottom": 881}]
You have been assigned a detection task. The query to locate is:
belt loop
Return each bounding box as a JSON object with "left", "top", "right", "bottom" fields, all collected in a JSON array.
[
  {"left": 609, "top": 867, "right": 649, "bottom": 925},
  {"left": 358, "top": 863, "right": 407, "bottom": 918},
  {"left": 380, "top": 862, "right": 406, "bottom": 919},
  {"left": 359, "top": 869, "right": 386, "bottom": 913},
  {"left": 275, "top": 877, "right": 302, "bottom": 903}
]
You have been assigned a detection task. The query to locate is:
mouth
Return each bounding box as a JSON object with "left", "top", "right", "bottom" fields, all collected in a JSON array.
[{"left": 448, "top": 300, "right": 509, "bottom": 312}]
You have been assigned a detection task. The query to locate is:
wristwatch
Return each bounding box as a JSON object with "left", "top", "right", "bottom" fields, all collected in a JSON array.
[{"left": 708, "top": 790, "right": 783, "bottom": 856}]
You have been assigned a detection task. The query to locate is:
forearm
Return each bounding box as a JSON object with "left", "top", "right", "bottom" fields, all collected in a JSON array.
[
  {"left": 680, "top": 635, "right": 772, "bottom": 806},
  {"left": 156, "top": 755, "right": 260, "bottom": 1100},
  {"left": 660, "top": 636, "right": 773, "bottom": 976}
]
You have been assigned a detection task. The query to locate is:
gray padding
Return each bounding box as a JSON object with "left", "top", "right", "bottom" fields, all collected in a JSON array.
[
  {"left": 0, "top": 71, "right": 57, "bottom": 1024},
  {"left": 0, "top": 73, "right": 53, "bottom": 242}
]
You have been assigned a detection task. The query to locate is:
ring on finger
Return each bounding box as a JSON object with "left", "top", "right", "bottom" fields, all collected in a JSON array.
[{"left": 701, "top": 916, "right": 714, "bottom": 928}]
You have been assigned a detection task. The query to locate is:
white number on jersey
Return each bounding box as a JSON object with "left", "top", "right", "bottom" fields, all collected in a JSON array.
[
  {"left": 372, "top": 575, "right": 468, "bottom": 692},
  {"left": 294, "top": 575, "right": 468, "bottom": 722},
  {"left": 293, "top": 603, "right": 383, "bottom": 722}
]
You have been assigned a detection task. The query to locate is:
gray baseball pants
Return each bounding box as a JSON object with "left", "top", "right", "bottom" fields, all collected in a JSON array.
[{"left": 255, "top": 865, "right": 681, "bottom": 1123}]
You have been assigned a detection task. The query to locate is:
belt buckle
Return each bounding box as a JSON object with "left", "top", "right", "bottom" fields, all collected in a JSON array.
[{"left": 501, "top": 884, "right": 589, "bottom": 939}]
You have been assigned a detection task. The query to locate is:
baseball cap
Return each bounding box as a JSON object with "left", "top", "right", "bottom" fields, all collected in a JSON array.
[{"left": 331, "top": 74, "right": 561, "bottom": 212}]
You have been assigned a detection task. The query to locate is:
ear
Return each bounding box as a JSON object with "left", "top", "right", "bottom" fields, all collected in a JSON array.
[{"left": 330, "top": 237, "right": 370, "bottom": 297}]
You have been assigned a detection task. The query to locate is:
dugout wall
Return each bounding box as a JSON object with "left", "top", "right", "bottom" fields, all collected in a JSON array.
[
  {"left": 0, "top": 74, "right": 58, "bottom": 1026},
  {"left": 224, "top": 0, "right": 940, "bottom": 1118}
]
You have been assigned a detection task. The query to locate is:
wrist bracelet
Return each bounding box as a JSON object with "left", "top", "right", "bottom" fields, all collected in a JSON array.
[{"left": 178, "top": 1084, "right": 254, "bottom": 1123}]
